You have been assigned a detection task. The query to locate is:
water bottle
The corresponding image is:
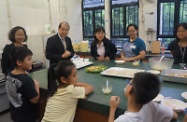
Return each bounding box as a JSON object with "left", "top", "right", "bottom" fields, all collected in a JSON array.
[{"left": 161, "top": 44, "right": 165, "bottom": 54}]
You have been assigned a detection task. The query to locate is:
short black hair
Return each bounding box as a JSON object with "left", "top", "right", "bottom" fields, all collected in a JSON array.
[
  {"left": 8, "top": 26, "right": 28, "bottom": 43},
  {"left": 127, "top": 24, "right": 138, "bottom": 32},
  {"left": 94, "top": 26, "right": 105, "bottom": 34},
  {"left": 10, "top": 46, "right": 33, "bottom": 67},
  {"left": 94, "top": 26, "right": 106, "bottom": 41},
  {"left": 58, "top": 21, "right": 70, "bottom": 30},
  {"left": 132, "top": 72, "right": 160, "bottom": 105},
  {"left": 175, "top": 22, "right": 187, "bottom": 40}
]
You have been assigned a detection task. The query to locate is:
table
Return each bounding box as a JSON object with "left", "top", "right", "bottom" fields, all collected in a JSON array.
[{"left": 29, "top": 61, "right": 186, "bottom": 122}]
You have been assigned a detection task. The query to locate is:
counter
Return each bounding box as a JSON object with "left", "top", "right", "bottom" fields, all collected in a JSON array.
[{"left": 29, "top": 61, "right": 186, "bottom": 122}]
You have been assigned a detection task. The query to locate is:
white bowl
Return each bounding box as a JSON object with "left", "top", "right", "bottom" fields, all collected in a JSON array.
[
  {"left": 132, "top": 61, "right": 140, "bottom": 66},
  {"left": 152, "top": 94, "right": 164, "bottom": 102},
  {"left": 146, "top": 70, "right": 160, "bottom": 75},
  {"left": 181, "top": 92, "right": 187, "bottom": 100},
  {"left": 161, "top": 98, "right": 187, "bottom": 112},
  {"left": 115, "top": 60, "right": 125, "bottom": 64}
]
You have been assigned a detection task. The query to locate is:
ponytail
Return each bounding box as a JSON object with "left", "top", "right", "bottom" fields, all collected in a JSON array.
[
  {"left": 47, "top": 64, "right": 58, "bottom": 97},
  {"left": 47, "top": 60, "right": 76, "bottom": 97}
]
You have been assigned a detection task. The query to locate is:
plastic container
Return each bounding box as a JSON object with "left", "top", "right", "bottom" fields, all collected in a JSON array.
[
  {"left": 149, "top": 57, "right": 174, "bottom": 71},
  {"left": 80, "top": 41, "right": 88, "bottom": 52},
  {"left": 72, "top": 43, "right": 80, "bottom": 52}
]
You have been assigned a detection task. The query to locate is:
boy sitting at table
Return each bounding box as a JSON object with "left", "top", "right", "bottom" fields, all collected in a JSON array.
[{"left": 108, "top": 72, "right": 178, "bottom": 122}]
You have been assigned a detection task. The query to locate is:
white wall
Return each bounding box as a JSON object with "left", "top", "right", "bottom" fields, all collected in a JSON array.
[
  {"left": 0, "top": 0, "right": 83, "bottom": 51},
  {"left": 139, "top": 0, "right": 157, "bottom": 51},
  {"left": 0, "top": 0, "right": 157, "bottom": 52},
  {"left": 63, "top": 0, "right": 83, "bottom": 42},
  {"left": 0, "top": 0, "right": 11, "bottom": 50}
]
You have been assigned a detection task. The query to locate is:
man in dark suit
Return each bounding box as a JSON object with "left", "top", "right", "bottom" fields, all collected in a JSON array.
[{"left": 45, "top": 21, "right": 74, "bottom": 66}]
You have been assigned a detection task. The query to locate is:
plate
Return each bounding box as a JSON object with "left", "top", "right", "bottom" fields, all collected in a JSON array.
[
  {"left": 146, "top": 70, "right": 160, "bottom": 75},
  {"left": 152, "top": 94, "right": 164, "bottom": 102},
  {"left": 181, "top": 92, "right": 187, "bottom": 100},
  {"left": 161, "top": 98, "right": 187, "bottom": 112},
  {"left": 101, "top": 67, "right": 145, "bottom": 78},
  {"left": 115, "top": 60, "right": 125, "bottom": 64},
  {"left": 86, "top": 65, "right": 107, "bottom": 73},
  {"left": 72, "top": 58, "right": 94, "bottom": 69}
]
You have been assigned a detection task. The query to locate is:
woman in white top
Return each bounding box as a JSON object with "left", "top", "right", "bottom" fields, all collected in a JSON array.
[{"left": 91, "top": 26, "right": 117, "bottom": 61}]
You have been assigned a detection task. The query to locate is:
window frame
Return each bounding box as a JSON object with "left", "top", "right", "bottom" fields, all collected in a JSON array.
[
  {"left": 157, "top": 0, "right": 180, "bottom": 39},
  {"left": 110, "top": 1, "right": 139, "bottom": 38},
  {"left": 82, "top": 1, "right": 105, "bottom": 39}
]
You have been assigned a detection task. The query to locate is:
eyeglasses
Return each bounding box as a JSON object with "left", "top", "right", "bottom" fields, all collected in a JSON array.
[
  {"left": 126, "top": 79, "right": 133, "bottom": 86},
  {"left": 128, "top": 30, "right": 136, "bottom": 33}
]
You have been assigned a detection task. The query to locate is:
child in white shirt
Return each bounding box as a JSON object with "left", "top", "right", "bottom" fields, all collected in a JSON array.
[
  {"left": 42, "top": 60, "right": 93, "bottom": 122},
  {"left": 109, "top": 72, "right": 178, "bottom": 122}
]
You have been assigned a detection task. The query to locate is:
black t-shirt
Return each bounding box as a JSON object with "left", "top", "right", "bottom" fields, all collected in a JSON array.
[
  {"left": 168, "top": 39, "right": 187, "bottom": 64},
  {"left": 6, "top": 73, "right": 38, "bottom": 122}
]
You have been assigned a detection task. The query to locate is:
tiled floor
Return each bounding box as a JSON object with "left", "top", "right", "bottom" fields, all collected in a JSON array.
[{"left": 0, "top": 111, "right": 12, "bottom": 122}]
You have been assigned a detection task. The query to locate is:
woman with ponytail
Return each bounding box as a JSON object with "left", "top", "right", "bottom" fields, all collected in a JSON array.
[{"left": 42, "top": 60, "right": 93, "bottom": 122}]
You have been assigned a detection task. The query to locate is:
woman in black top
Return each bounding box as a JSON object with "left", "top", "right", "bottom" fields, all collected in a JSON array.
[
  {"left": 1, "top": 26, "right": 28, "bottom": 75},
  {"left": 168, "top": 23, "right": 187, "bottom": 64},
  {"left": 91, "top": 26, "right": 117, "bottom": 61}
]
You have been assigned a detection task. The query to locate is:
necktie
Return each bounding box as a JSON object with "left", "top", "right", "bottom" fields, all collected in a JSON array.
[{"left": 62, "top": 39, "right": 66, "bottom": 50}]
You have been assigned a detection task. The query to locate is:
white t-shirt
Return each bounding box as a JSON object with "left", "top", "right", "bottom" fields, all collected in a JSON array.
[
  {"left": 42, "top": 85, "right": 85, "bottom": 122},
  {"left": 115, "top": 101, "right": 173, "bottom": 122}
]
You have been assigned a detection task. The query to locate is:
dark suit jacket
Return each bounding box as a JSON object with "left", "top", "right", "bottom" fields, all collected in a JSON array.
[
  {"left": 91, "top": 38, "right": 117, "bottom": 60},
  {"left": 1, "top": 43, "right": 27, "bottom": 75},
  {"left": 45, "top": 34, "right": 74, "bottom": 66}
]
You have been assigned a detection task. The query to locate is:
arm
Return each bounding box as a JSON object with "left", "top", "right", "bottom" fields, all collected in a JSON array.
[
  {"left": 67, "top": 37, "right": 74, "bottom": 58},
  {"left": 45, "top": 38, "right": 63, "bottom": 62},
  {"left": 108, "top": 43, "right": 117, "bottom": 60},
  {"left": 75, "top": 82, "right": 93, "bottom": 95},
  {"left": 124, "top": 50, "right": 146, "bottom": 61},
  {"left": 1, "top": 45, "right": 12, "bottom": 74},
  {"left": 108, "top": 96, "right": 120, "bottom": 122},
  {"left": 63, "top": 37, "right": 75, "bottom": 58},
  {"left": 170, "top": 111, "right": 178, "bottom": 122},
  {"left": 91, "top": 43, "right": 99, "bottom": 60},
  {"left": 30, "top": 80, "right": 40, "bottom": 104}
]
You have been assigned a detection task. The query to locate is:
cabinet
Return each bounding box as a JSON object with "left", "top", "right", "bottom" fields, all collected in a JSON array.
[{"left": 0, "top": 81, "right": 9, "bottom": 113}]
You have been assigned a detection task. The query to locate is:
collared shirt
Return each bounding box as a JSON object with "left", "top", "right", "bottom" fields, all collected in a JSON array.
[
  {"left": 97, "top": 42, "right": 105, "bottom": 57},
  {"left": 58, "top": 33, "right": 66, "bottom": 50}
]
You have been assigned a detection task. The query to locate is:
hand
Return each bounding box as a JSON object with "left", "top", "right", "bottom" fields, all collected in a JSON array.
[
  {"left": 62, "top": 50, "right": 71, "bottom": 58},
  {"left": 110, "top": 96, "right": 120, "bottom": 110},
  {"left": 104, "top": 57, "right": 110, "bottom": 61},
  {"left": 34, "top": 80, "right": 39, "bottom": 87},
  {"left": 97, "top": 57, "right": 105, "bottom": 62},
  {"left": 123, "top": 57, "right": 131, "bottom": 62}
]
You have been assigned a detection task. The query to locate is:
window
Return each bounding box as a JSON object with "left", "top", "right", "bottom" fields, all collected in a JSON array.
[
  {"left": 111, "top": 0, "right": 138, "bottom": 48},
  {"left": 157, "top": 0, "right": 187, "bottom": 49},
  {"left": 82, "top": 0, "right": 105, "bottom": 43},
  {"left": 82, "top": 0, "right": 138, "bottom": 49}
]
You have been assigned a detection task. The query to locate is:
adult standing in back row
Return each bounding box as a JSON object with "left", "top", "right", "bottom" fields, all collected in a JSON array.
[{"left": 45, "top": 21, "right": 74, "bottom": 66}]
